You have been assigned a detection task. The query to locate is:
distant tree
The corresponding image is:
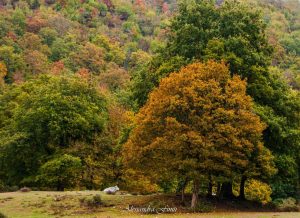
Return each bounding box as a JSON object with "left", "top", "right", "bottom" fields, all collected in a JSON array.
[
  {"left": 135, "top": 0, "right": 146, "bottom": 10},
  {"left": 67, "top": 42, "right": 105, "bottom": 74},
  {"left": 45, "top": 0, "right": 56, "bottom": 5},
  {"left": 24, "top": 50, "right": 49, "bottom": 75},
  {"left": 50, "top": 35, "right": 79, "bottom": 61},
  {"left": 116, "top": 4, "right": 133, "bottom": 21},
  {"left": 0, "top": 45, "right": 25, "bottom": 83},
  {"left": 0, "top": 62, "right": 7, "bottom": 86},
  {"left": 11, "top": 9, "right": 26, "bottom": 36},
  {"left": 162, "top": 2, "right": 169, "bottom": 14},
  {"left": 103, "top": 0, "right": 114, "bottom": 11},
  {"left": 38, "top": 27, "right": 59, "bottom": 46},
  {"left": 124, "top": 61, "right": 274, "bottom": 207},
  {"left": 25, "top": 14, "right": 46, "bottom": 33},
  {"left": 30, "top": 0, "right": 40, "bottom": 10},
  {"left": 47, "top": 15, "right": 71, "bottom": 36},
  {"left": 99, "top": 63, "right": 129, "bottom": 92},
  {"left": 50, "top": 61, "right": 67, "bottom": 75},
  {"left": 91, "top": 35, "right": 126, "bottom": 66},
  {"left": 18, "top": 32, "right": 50, "bottom": 55}
]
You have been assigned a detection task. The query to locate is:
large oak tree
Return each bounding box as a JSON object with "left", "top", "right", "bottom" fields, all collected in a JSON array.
[{"left": 124, "top": 61, "right": 275, "bottom": 208}]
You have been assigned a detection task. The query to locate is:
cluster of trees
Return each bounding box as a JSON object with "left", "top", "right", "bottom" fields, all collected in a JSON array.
[
  {"left": 255, "top": 0, "right": 300, "bottom": 89},
  {"left": 0, "top": 0, "right": 175, "bottom": 190},
  {"left": 130, "top": 0, "right": 300, "bottom": 201},
  {"left": 0, "top": 0, "right": 299, "bottom": 209},
  {"left": 0, "top": 0, "right": 174, "bottom": 85}
]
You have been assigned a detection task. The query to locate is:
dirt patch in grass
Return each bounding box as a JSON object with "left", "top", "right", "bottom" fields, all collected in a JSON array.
[{"left": 0, "top": 196, "right": 13, "bottom": 203}]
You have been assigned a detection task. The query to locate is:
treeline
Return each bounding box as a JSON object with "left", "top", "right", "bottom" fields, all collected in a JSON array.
[
  {"left": 0, "top": 0, "right": 299, "bottom": 209},
  {"left": 0, "top": 0, "right": 172, "bottom": 191}
]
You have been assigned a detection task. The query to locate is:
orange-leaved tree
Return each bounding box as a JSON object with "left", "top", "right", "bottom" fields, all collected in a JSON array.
[
  {"left": 123, "top": 61, "right": 275, "bottom": 208},
  {"left": 0, "top": 62, "right": 7, "bottom": 86}
]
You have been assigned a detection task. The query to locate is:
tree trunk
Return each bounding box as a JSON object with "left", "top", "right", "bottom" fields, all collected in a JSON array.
[
  {"left": 176, "top": 177, "right": 188, "bottom": 204},
  {"left": 57, "top": 181, "right": 64, "bottom": 191},
  {"left": 220, "top": 182, "right": 234, "bottom": 199},
  {"left": 181, "top": 178, "right": 188, "bottom": 203},
  {"left": 217, "top": 183, "right": 221, "bottom": 197},
  {"left": 191, "top": 179, "right": 200, "bottom": 208},
  {"left": 181, "top": 186, "right": 185, "bottom": 203},
  {"left": 207, "top": 176, "right": 213, "bottom": 198},
  {"left": 239, "top": 176, "right": 247, "bottom": 200}
]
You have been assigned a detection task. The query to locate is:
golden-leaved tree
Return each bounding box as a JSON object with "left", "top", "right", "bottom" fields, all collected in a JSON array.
[
  {"left": 123, "top": 61, "right": 275, "bottom": 208},
  {"left": 0, "top": 62, "right": 7, "bottom": 86}
]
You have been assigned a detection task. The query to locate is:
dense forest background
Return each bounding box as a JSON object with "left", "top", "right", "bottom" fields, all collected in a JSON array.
[{"left": 0, "top": 0, "right": 299, "bottom": 208}]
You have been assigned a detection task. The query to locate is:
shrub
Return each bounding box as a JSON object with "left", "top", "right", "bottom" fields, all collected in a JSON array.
[
  {"left": 30, "top": 187, "right": 39, "bottom": 191},
  {"left": 0, "top": 181, "right": 6, "bottom": 193},
  {"left": 0, "top": 183, "right": 18, "bottom": 193},
  {"left": 8, "top": 186, "right": 19, "bottom": 192},
  {"left": 37, "top": 154, "right": 82, "bottom": 191},
  {"left": 0, "top": 212, "right": 7, "bottom": 218},
  {"left": 80, "top": 194, "right": 103, "bottom": 208},
  {"left": 273, "top": 197, "right": 299, "bottom": 212},
  {"left": 188, "top": 201, "right": 215, "bottom": 213},
  {"left": 245, "top": 179, "right": 272, "bottom": 204}
]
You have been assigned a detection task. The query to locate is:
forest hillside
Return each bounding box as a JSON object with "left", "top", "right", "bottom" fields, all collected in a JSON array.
[{"left": 0, "top": 0, "right": 299, "bottom": 215}]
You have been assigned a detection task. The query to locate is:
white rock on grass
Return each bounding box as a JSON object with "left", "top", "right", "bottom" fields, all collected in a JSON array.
[{"left": 103, "top": 186, "right": 119, "bottom": 194}]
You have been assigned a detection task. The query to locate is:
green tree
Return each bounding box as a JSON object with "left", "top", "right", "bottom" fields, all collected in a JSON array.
[
  {"left": 0, "top": 74, "right": 107, "bottom": 186},
  {"left": 0, "top": 46, "right": 25, "bottom": 83},
  {"left": 38, "top": 27, "right": 59, "bottom": 46},
  {"left": 50, "top": 35, "right": 79, "bottom": 62},
  {"left": 132, "top": 0, "right": 272, "bottom": 107},
  {"left": 30, "top": 0, "right": 40, "bottom": 10},
  {"left": 67, "top": 42, "right": 105, "bottom": 74},
  {"left": 11, "top": 8, "right": 26, "bottom": 36},
  {"left": 37, "top": 154, "right": 82, "bottom": 191}
]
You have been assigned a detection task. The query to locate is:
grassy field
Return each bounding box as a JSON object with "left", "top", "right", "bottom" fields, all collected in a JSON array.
[{"left": 0, "top": 191, "right": 299, "bottom": 218}]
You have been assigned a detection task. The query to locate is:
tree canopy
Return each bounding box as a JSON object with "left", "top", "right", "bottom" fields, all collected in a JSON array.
[
  {"left": 124, "top": 61, "right": 276, "bottom": 207},
  {"left": 0, "top": 74, "right": 107, "bottom": 185}
]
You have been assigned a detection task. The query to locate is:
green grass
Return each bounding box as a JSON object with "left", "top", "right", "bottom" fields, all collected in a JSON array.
[{"left": 0, "top": 191, "right": 299, "bottom": 218}]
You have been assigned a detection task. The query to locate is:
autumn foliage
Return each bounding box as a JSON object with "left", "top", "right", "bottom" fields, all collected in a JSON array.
[
  {"left": 0, "top": 0, "right": 299, "bottom": 210},
  {"left": 124, "top": 61, "right": 275, "bottom": 207},
  {"left": 0, "top": 62, "right": 7, "bottom": 86}
]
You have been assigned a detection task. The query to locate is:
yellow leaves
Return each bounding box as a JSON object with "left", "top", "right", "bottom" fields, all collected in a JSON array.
[
  {"left": 123, "top": 61, "right": 271, "bottom": 183},
  {"left": 121, "top": 169, "right": 159, "bottom": 194},
  {"left": 245, "top": 179, "right": 272, "bottom": 204},
  {"left": 225, "top": 82, "right": 252, "bottom": 112},
  {"left": 0, "top": 62, "right": 7, "bottom": 76},
  {"left": 0, "top": 62, "right": 7, "bottom": 86},
  {"left": 124, "top": 110, "right": 135, "bottom": 124}
]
